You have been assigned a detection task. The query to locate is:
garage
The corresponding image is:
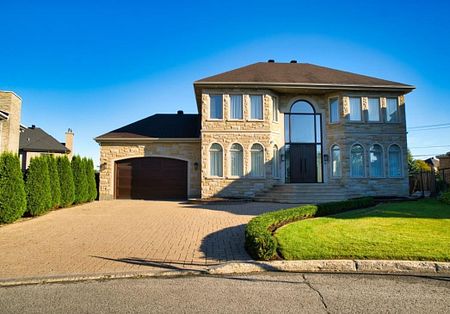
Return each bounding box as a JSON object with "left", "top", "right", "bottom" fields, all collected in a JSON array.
[{"left": 115, "top": 157, "right": 188, "bottom": 200}]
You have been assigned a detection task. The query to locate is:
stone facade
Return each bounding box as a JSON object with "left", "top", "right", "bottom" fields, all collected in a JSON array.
[
  {"left": 98, "top": 141, "right": 201, "bottom": 200},
  {"left": 0, "top": 91, "right": 22, "bottom": 154}
]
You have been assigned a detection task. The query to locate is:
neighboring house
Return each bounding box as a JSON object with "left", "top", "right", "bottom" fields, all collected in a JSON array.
[
  {"left": 0, "top": 91, "right": 22, "bottom": 154},
  {"left": 19, "top": 126, "right": 74, "bottom": 169},
  {"left": 424, "top": 157, "right": 440, "bottom": 172},
  {"left": 437, "top": 152, "right": 450, "bottom": 184},
  {"left": 96, "top": 61, "right": 414, "bottom": 202}
]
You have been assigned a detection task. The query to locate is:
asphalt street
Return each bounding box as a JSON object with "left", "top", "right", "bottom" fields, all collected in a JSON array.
[{"left": 0, "top": 272, "right": 449, "bottom": 313}]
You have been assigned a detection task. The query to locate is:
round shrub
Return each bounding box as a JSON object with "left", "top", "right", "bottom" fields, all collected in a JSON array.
[
  {"left": 72, "top": 155, "right": 88, "bottom": 204},
  {"left": 57, "top": 156, "right": 75, "bottom": 207},
  {"left": 46, "top": 156, "right": 61, "bottom": 208},
  {"left": 26, "top": 156, "right": 52, "bottom": 216},
  {"left": 0, "top": 153, "right": 27, "bottom": 223}
]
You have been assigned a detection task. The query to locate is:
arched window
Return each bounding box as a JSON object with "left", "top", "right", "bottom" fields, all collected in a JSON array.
[
  {"left": 370, "top": 144, "right": 384, "bottom": 177},
  {"left": 250, "top": 144, "right": 264, "bottom": 177},
  {"left": 272, "top": 145, "right": 279, "bottom": 177},
  {"left": 209, "top": 143, "right": 223, "bottom": 177},
  {"left": 230, "top": 143, "right": 243, "bottom": 177},
  {"left": 388, "top": 145, "right": 402, "bottom": 177},
  {"left": 290, "top": 100, "right": 315, "bottom": 113},
  {"left": 331, "top": 145, "right": 341, "bottom": 177},
  {"left": 350, "top": 144, "right": 365, "bottom": 177}
]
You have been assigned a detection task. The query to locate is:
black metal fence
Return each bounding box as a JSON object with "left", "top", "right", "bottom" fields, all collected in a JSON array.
[{"left": 409, "top": 168, "right": 450, "bottom": 197}]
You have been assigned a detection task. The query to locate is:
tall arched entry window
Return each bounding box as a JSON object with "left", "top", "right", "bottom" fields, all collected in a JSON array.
[{"left": 285, "top": 100, "right": 323, "bottom": 183}]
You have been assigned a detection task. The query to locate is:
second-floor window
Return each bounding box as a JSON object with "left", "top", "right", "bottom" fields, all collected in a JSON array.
[
  {"left": 272, "top": 97, "right": 278, "bottom": 122},
  {"left": 349, "top": 97, "right": 362, "bottom": 121},
  {"left": 250, "top": 95, "right": 263, "bottom": 120},
  {"left": 368, "top": 98, "right": 380, "bottom": 122},
  {"left": 210, "top": 95, "right": 223, "bottom": 119},
  {"left": 329, "top": 97, "right": 339, "bottom": 123},
  {"left": 386, "top": 97, "right": 399, "bottom": 122},
  {"left": 230, "top": 95, "right": 243, "bottom": 120}
]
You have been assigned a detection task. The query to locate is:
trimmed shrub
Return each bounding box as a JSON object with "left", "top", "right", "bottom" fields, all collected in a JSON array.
[
  {"left": 26, "top": 156, "right": 52, "bottom": 216},
  {"left": 245, "top": 197, "right": 375, "bottom": 260},
  {"left": 0, "top": 153, "right": 27, "bottom": 223},
  {"left": 86, "top": 158, "right": 97, "bottom": 202},
  {"left": 46, "top": 156, "right": 61, "bottom": 208},
  {"left": 57, "top": 156, "right": 75, "bottom": 207},
  {"left": 72, "top": 155, "right": 88, "bottom": 204},
  {"left": 439, "top": 191, "right": 450, "bottom": 205}
]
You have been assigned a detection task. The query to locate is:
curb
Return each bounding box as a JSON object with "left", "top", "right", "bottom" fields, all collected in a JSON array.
[
  {"left": 1, "top": 260, "right": 449, "bottom": 287},
  {"left": 207, "top": 260, "right": 450, "bottom": 275}
]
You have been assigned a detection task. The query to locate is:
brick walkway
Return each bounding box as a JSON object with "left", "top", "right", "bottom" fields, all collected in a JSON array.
[{"left": 0, "top": 200, "right": 295, "bottom": 280}]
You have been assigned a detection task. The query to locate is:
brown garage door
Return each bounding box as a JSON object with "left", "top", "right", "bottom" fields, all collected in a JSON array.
[{"left": 115, "top": 157, "right": 188, "bottom": 200}]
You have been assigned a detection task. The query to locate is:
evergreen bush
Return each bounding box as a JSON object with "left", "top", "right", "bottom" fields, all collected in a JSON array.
[
  {"left": 46, "top": 156, "right": 61, "bottom": 208},
  {"left": 72, "top": 155, "right": 88, "bottom": 204},
  {"left": 86, "top": 158, "right": 97, "bottom": 202},
  {"left": 26, "top": 156, "right": 52, "bottom": 216},
  {"left": 57, "top": 156, "right": 75, "bottom": 207},
  {"left": 0, "top": 153, "right": 27, "bottom": 223}
]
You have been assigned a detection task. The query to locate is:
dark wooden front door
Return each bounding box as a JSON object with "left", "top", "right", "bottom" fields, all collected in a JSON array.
[
  {"left": 290, "top": 144, "right": 317, "bottom": 183},
  {"left": 115, "top": 157, "right": 188, "bottom": 200}
]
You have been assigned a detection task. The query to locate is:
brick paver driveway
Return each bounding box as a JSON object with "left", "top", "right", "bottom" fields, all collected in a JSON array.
[{"left": 0, "top": 200, "right": 295, "bottom": 280}]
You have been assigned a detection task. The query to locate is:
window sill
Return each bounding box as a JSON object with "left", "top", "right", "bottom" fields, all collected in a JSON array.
[
  {"left": 206, "top": 118, "right": 224, "bottom": 122},
  {"left": 205, "top": 176, "right": 224, "bottom": 180},
  {"left": 247, "top": 119, "right": 264, "bottom": 122},
  {"left": 228, "top": 119, "right": 244, "bottom": 122}
]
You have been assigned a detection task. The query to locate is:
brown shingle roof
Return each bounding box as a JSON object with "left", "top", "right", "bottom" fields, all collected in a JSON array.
[{"left": 195, "top": 62, "right": 414, "bottom": 88}]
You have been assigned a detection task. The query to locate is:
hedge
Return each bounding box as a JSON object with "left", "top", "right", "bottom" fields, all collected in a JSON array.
[
  {"left": 0, "top": 153, "right": 27, "bottom": 223},
  {"left": 245, "top": 197, "right": 375, "bottom": 260},
  {"left": 26, "top": 156, "right": 52, "bottom": 216},
  {"left": 46, "top": 156, "right": 61, "bottom": 208},
  {"left": 86, "top": 158, "right": 97, "bottom": 202},
  {"left": 72, "top": 156, "right": 88, "bottom": 204},
  {"left": 439, "top": 191, "right": 450, "bottom": 205},
  {"left": 57, "top": 156, "right": 75, "bottom": 207}
]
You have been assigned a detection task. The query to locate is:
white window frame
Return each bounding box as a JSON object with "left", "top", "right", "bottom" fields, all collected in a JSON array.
[
  {"left": 349, "top": 97, "right": 362, "bottom": 122},
  {"left": 367, "top": 97, "right": 381, "bottom": 122},
  {"left": 329, "top": 97, "right": 340, "bottom": 123},
  {"left": 229, "top": 94, "right": 243, "bottom": 120},
  {"left": 250, "top": 143, "right": 265, "bottom": 177},
  {"left": 209, "top": 143, "right": 223, "bottom": 177},
  {"left": 350, "top": 143, "right": 366, "bottom": 177},
  {"left": 369, "top": 144, "right": 384, "bottom": 178},
  {"left": 249, "top": 95, "right": 264, "bottom": 121},
  {"left": 388, "top": 144, "right": 403, "bottom": 178},
  {"left": 209, "top": 95, "right": 223, "bottom": 120},
  {"left": 330, "top": 144, "right": 341, "bottom": 177},
  {"left": 229, "top": 143, "right": 244, "bottom": 177}
]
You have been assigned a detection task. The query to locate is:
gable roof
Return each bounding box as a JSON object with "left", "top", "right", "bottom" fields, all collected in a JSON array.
[
  {"left": 95, "top": 113, "right": 201, "bottom": 141},
  {"left": 195, "top": 62, "right": 414, "bottom": 89},
  {"left": 19, "top": 127, "right": 69, "bottom": 153}
]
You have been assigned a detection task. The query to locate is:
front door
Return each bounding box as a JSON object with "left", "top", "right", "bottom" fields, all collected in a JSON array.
[{"left": 290, "top": 144, "right": 317, "bottom": 183}]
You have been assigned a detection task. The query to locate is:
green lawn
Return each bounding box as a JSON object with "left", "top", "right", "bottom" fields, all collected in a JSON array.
[{"left": 275, "top": 199, "right": 450, "bottom": 261}]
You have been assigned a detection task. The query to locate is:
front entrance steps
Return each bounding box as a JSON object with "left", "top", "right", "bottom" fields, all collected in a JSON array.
[{"left": 253, "top": 183, "right": 347, "bottom": 204}]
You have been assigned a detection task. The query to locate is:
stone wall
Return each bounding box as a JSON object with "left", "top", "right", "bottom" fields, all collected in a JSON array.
[
  {"left": 0, "top": 91, "right": 22, "bottom": 154},
  {"left": 98, "top": 141, "right": 201, "bottom": 200}
]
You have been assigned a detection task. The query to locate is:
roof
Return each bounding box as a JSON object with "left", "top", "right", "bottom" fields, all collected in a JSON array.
[
  {"left": 195, "top": 62, "right": 414, "bottom": 89},
  {"left": 95, "top": 113, "right": 201, "bottom": 141},
  {"left": 19, "top": 127, "right": 69, "bottom": 153}
]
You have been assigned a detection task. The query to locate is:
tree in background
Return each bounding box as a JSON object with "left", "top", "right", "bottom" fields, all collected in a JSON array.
[
  {"left": 0, "top": 153, "right": 27, "bottom": 223},
  {"left": 57, "top": 156, "right": 75, "bottom": 207},
  {"left": 26, "top": 156, "right": 52, "bottom": 216},
  {"left": 46, "top": 155, "right": 61, "bottom": 208},
  {"left": 72, "top": 155, "right": 88, "bottom": 204}
]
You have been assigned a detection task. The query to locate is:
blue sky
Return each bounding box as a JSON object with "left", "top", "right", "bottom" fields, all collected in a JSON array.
[{"left": 1, "top": 0, "right": 449, "bottom": 165}]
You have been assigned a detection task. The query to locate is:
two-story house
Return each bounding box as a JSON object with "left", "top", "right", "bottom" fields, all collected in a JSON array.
[{"left": 95, "top": 61, "right": 414, "bottom": 202}]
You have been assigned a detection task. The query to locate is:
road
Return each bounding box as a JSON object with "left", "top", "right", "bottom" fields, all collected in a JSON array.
[{"left": 0, "top": 272, "right": 449, "bottom": 313}]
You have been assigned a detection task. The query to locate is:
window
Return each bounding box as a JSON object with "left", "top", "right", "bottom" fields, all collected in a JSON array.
[
  {"left": 272, "top": 97, "right": 278, "bottom": 122},
  {"left": 209, "top": 143, "right": 223, "bottom": 177},
  {"left": 230, "top": 143, "right": 243, "bottom": 177},
  {"left": 331, "top": 145, "right": 341, "bottom": 177},
  {"left": 250, "top": 95, "right": 263, "bottom": 120},
  {"left": 272, "top": 145, "right": 279, "bottom": 177},
  {"left": 230, "top": 95, "right": 243, "bottom": 120},
  {"left": 369, "top": 144, "right": 384, "bottom": 177},
  {"left": 209, "top": 95, "right": 223, "bottom": 119},
  {"left": 349, "top": 97, "right": 362, "bottom": 121},
  {"left": 386, "top": 98, "right": 399, "bottom": 122},
  {"left": 329, "top": 97, "right": 339, "bottom": 123},
  {"left": 350, "top": 144, "right": 365, "bottom": 177},
  {"left": 250, "top": 143, "right": 264, "bottom": 177},
  {"left": 368, "top": 98, "right": 380, "bottom": 122},
  {"left": 388, "top": 145, "right": 402, "bottom": 177}
]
